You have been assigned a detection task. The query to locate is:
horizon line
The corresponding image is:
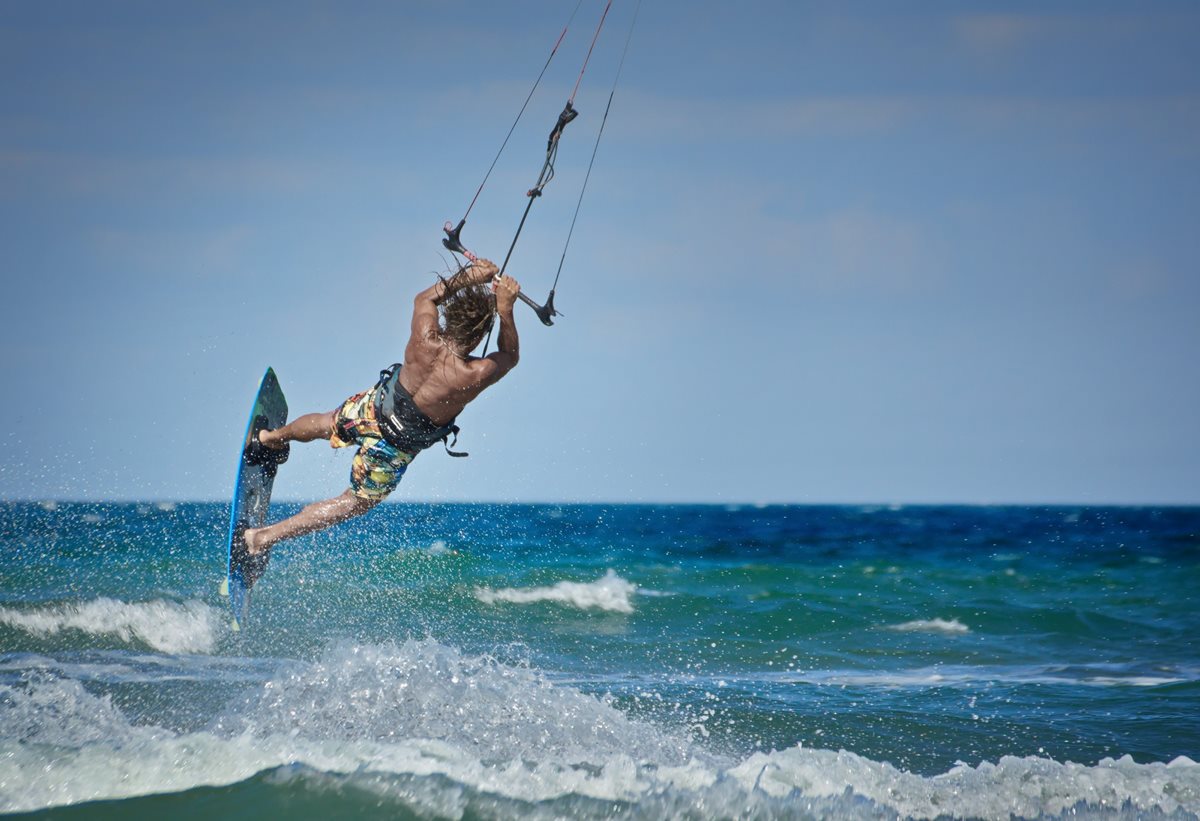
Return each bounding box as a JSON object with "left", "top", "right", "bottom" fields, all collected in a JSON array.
[{"left": 5, "top": 498, "right": 1198, "bottom": 509}]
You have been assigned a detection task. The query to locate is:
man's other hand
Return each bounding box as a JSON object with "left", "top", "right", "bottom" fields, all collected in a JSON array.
[{"left": 495, "top": 275, "right": 521, "bottom": 312}]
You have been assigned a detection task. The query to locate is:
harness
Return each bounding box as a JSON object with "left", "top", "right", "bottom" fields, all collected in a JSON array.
[{"left": 373, "top": 364, "right": 468, "bottom": 457}]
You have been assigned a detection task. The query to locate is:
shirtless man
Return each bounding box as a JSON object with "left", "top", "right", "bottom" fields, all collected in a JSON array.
[{"left": 235, "top": 259, "right": 519, "bottom": 583}]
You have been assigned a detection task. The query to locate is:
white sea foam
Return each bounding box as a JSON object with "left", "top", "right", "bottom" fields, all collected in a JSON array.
[
  {"left": 0, "top": 598, "right": 221, "bottom": 654},
  {"left": 0, "top": 641, "right": 692, "bottom": 812},
  {"left": 888, "top": 617, "right": 971, "bottom": 635},
  {"left": 1, "top": 642, "right": 1198, "bottom": 818},
  {"left": 761, "top": 663, "right": 1199, "bottom": 689},
  {"left": 474, "top": 569, "right": 636, "bottom": 613},
  {"left": 1083, "top": 675, "right": 1185, "bottom": 687},
  {"left": 729, "top": 747, "right": 1200, "bottom": 820}
]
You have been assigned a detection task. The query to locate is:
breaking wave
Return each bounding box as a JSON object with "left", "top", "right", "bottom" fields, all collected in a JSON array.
[
  {"left": 0, "top": 598, "right": 221, "bottom": 654},
  {"left": 1, "top": 640, "right": 1198, "bottom": 818},
  {"left": 474, "top": 569, "right": 637, "bottom": 614},
  {"left": 887, "top": 617, "right": 971, "bottom": 634}
]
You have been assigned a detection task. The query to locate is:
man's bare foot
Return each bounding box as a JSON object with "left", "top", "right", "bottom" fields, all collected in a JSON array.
[
  {"left": 244, "top": 527, "right": 270, "bottom": 557},
  {"left": 257, "top": 428, "right": 287, "bottom": 450}
]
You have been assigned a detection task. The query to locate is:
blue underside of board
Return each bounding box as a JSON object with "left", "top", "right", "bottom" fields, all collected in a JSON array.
[{"left": 223, "top": 367, "right": 287, "bottom": 631}]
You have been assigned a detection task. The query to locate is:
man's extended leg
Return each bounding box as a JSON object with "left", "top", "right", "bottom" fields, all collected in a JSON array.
[
  {"left": 242, "top": 394, "right": 407, "bottom": 567},
  {"left": 259, "top": 410, "right": 337, "bottom": 449},
  {"left": 245, "top": 490, "right": 378, "bottom": 555},
  {"left": 243, "top": 407, "right": 348, "bottom": 556}
]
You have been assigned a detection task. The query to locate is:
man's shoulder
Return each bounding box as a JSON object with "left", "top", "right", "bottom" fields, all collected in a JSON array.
[{"left": 460, "top": 355, "right": 501, "bottom": 381}]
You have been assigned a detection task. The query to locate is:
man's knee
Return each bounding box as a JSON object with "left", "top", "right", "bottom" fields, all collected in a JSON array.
[
  {"left": 353, "top": 496, "right": 381, "bottom": 515},
  {"left": 321, "top": 409, "right": 339, "bottom": 438},
  {"left": 342, "top": 490, "right": 381, "bottom": 516}
]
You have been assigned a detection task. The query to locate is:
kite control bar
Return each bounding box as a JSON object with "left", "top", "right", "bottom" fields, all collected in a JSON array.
[
  {"left": 441, "top": 219, "right": 473, "bottom": 259},
  {"left": 441, "top": 220, "right": 561, "bottom": 327},
  {"left": 439, "top": 100, "right": 579, "bottom": 328}
]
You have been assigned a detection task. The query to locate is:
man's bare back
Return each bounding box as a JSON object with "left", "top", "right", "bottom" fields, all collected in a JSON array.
[{"left": 400, "top": 258, "right": 520, "bottom": 425}]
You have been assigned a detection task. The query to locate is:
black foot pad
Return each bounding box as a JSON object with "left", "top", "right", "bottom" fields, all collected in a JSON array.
[
  {"left": 230, "top": 524, "right": 271, "bottom": 591},
  {"left": 243, "top": 414, "right": 290, "bottom": 471}
]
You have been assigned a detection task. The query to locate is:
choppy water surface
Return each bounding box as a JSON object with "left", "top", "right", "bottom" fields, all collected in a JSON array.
[{"left": 1, "top": 503, "right": 1197, "bottom": 818}]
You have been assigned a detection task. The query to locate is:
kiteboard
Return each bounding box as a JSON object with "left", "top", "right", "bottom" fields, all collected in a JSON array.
[{"left": 220, "top": 367, "right": 288, "bottom": 631}]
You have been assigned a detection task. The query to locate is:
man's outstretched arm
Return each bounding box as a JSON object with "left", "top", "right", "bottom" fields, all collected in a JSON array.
[{"left": 481, "top": 275, "right": 520, "bottom": 382}]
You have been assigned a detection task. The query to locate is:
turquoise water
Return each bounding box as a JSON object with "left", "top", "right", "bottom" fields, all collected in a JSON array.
[{"left": 1, "top": 502, "right": 1198, "bottom": 818}]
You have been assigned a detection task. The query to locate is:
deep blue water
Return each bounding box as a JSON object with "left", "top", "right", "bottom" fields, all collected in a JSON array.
[{"left": 1, "top": 502, "right": 1198, "bottom": 818}]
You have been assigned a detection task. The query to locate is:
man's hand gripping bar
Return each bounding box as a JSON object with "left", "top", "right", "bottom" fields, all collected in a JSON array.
[{"left": 441, "top": 221, "right": 561, "bottom": 326}]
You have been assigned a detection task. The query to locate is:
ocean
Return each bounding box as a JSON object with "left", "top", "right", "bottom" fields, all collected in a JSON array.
[{"left": 0, "top": 502, "right": 1197, "bottom": 819}]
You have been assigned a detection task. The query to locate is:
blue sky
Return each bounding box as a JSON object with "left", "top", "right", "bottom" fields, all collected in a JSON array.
[{"left": 2, "top": 1, "right": 1197, "bottom": 504}]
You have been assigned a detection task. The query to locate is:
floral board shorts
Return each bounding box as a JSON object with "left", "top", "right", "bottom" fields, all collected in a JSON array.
[{"left": 331, "top": 388, "right": 417, "bottom": 501}]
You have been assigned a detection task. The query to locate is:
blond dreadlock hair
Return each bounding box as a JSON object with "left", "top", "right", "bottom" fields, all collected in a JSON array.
[{"left": 438, "top": 265, "right": 496, "bottom": 356}]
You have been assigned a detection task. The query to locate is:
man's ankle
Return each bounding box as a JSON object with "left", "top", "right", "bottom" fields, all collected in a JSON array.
[
  {"left": 258, "top": 429, "right": 285, "bottom": 450},
  {"left": 244, "top": 527, "right": 269, "bottom": 555}
]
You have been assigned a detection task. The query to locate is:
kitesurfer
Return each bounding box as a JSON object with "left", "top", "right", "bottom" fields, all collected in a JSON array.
[{"left": 234, "top": 259, "right": 520, "bottom": 582}]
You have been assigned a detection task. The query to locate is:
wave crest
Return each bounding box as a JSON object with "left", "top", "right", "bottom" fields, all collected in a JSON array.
[
  {"left": 214, "top": 639, "right": 690, "bottom": 767},
  {"left": 0, "top": 598, "right": 220, "bottom": 654},
  {"left": 887, "top": 617, "right": 971, "bottom": 635},
  {"left": 474, "top": 570, "right": 636, "bottom": 613},
  {"left": 731, "top": 747, "right": 1200, "bottom": 820}
]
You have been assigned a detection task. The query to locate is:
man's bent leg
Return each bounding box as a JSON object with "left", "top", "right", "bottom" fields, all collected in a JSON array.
[
  {"left": 245, "top": 490, "right": 378, "bottom": 555},
  {"left": 260, "top": 410, "right": 338, "bottom": 450}
]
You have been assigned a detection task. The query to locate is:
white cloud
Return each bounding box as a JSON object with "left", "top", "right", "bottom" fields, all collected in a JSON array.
[
  {"left": 611, "top": 91, "right": 919, "bottom": 141},
  {"left": 588, "top": 177, "right": 947, "bottom": 297},
  {"left": 953, "top": 14, "right": 1045, "bottom": 55},
  {"left": 88, "top": 224, "right": 256, "bottom": 279},
  {"left": 593, "top": 88, "right": 1200, "bottom": 150}
]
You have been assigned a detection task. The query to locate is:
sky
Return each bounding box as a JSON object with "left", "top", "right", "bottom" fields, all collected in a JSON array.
[{"left": 1, "top": 1, "right": 1198, "bottom": 505}]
